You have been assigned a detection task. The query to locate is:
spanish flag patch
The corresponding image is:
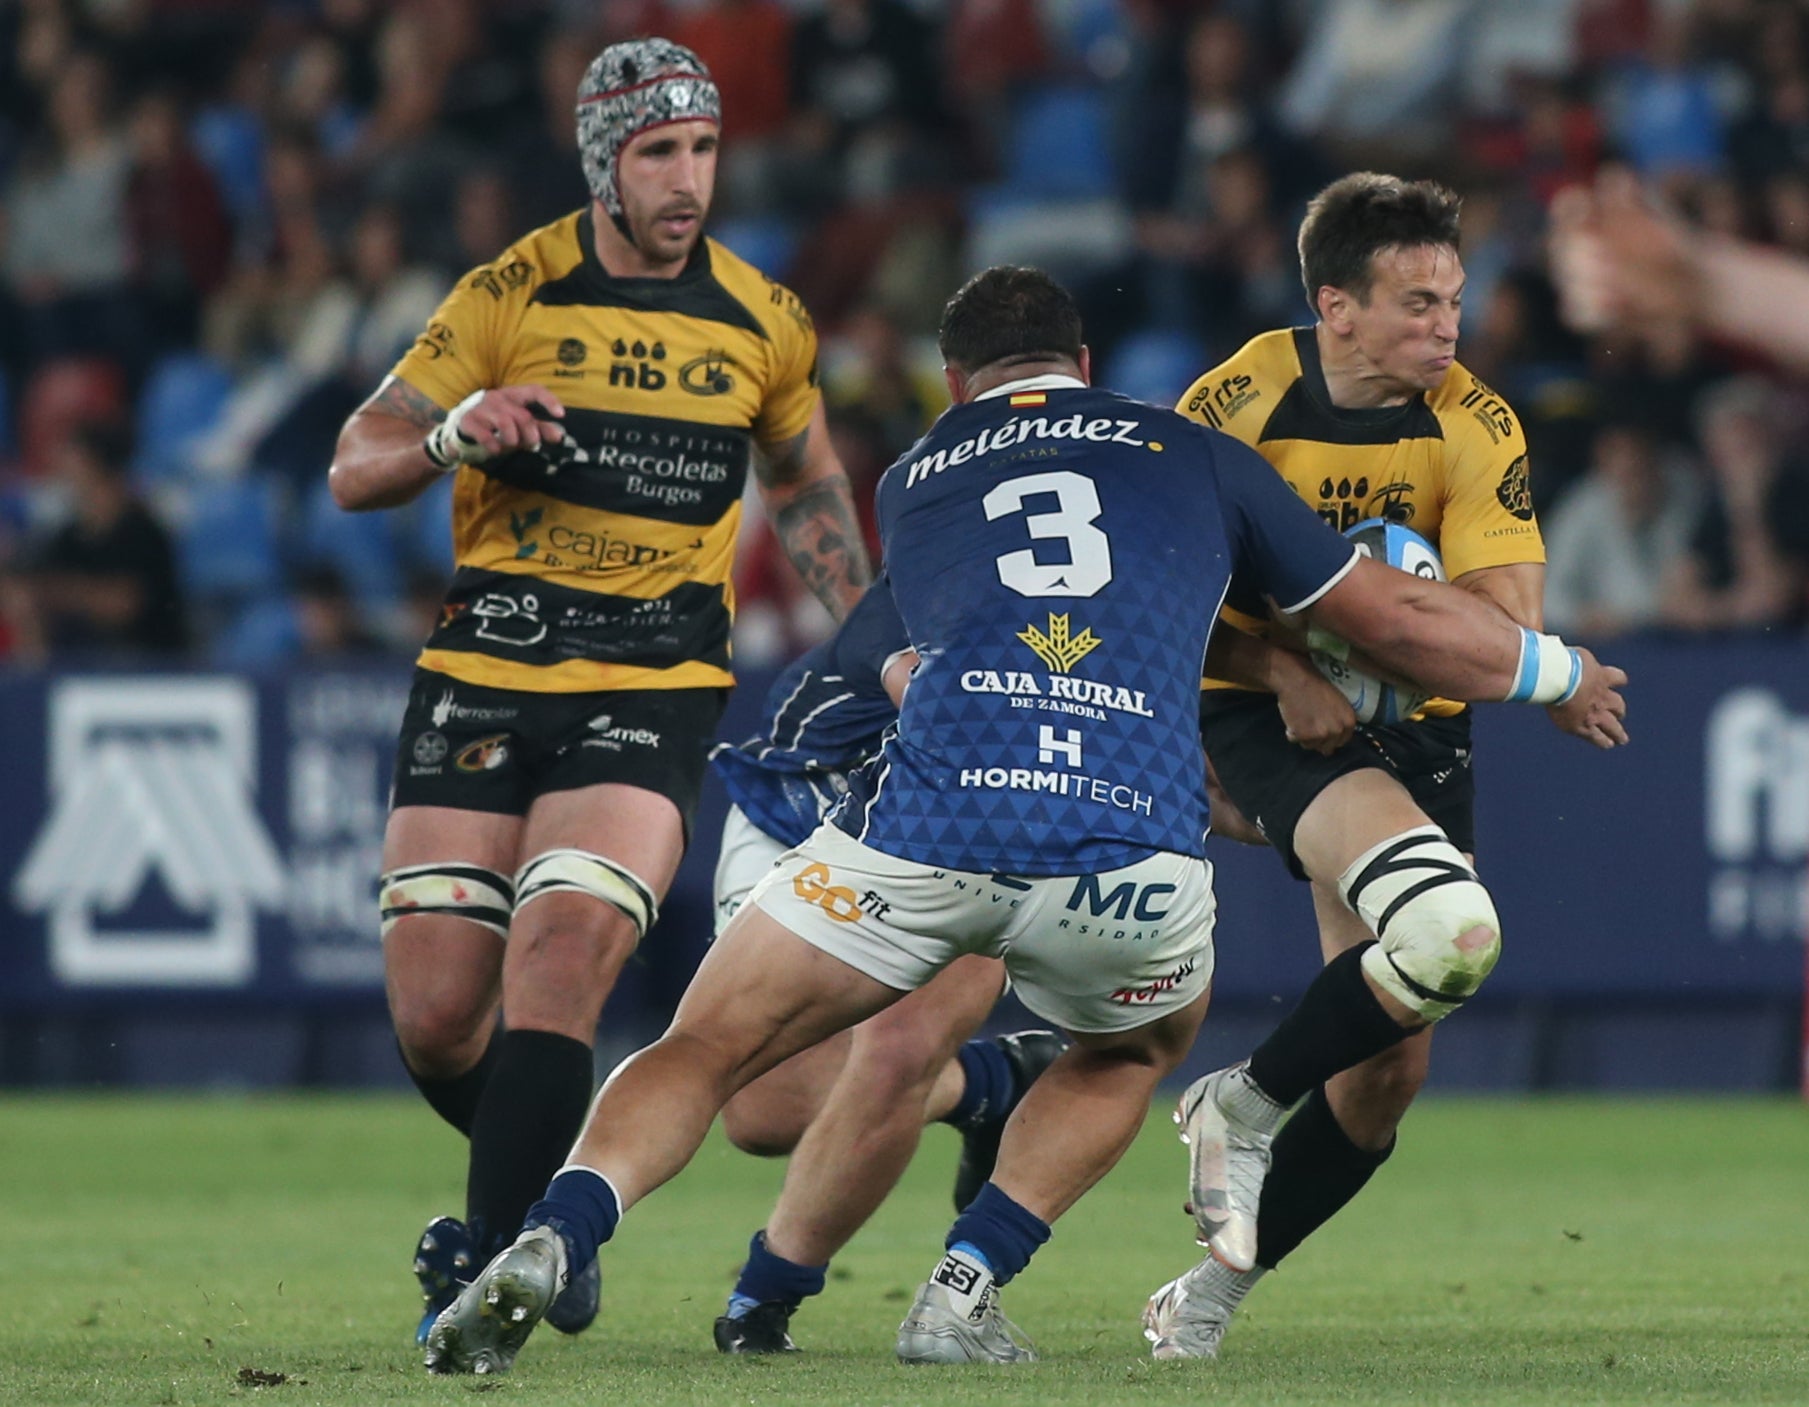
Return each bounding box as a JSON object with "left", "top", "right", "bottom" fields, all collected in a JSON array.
[{"left": 1009, "top": 392, "right": 1047, "bottom": 407}]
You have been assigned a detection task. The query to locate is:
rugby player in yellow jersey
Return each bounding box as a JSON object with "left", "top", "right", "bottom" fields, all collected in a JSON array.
[
  {"left": 327, "top": 39, "right": 869, "bottom": 1343},
  {"left": 1142, "top": 173, "right": 1628, "bottom": 1358}
]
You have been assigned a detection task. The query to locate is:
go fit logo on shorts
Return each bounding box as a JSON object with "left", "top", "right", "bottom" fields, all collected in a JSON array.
[{"left": 791, "top": 862, "right": 864, "bottom": 923}]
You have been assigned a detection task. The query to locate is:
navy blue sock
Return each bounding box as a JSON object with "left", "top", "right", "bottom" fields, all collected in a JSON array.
[
  {"left": 728, "top": 1230, "right": 827, "bottom": 1313},
  {"left": 944, "top": 1040, "right": 1013, "bottom": 1131},
  {"left": 945, "top": 1182, "right": 1050, "bottom": 1285},
  {"left": 524, "top": 1167, "right": 621, "bottom": 1277}
]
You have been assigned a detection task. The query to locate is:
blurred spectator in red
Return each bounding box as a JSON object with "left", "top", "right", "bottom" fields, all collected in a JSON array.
[
  {"left": 1663, "top": 376, "right": 1808, "bottom": 632},
  {"left": 1543, "top": 411, "right": 1703, "bottom": 639},
  {"left": 18, "top": 357, "right": 128, "bottom": 479},
  {"left": 21, "top": 419, "right": 187, "bottom": 655},
  {"left": 941, "top": 0, "right": 1050, "bottom": 176},
  {"left": 669, "top": 0, "right": 796, "bottom": 217},
  {"left": 3, "top": 49, "right": 143, "bottom": 375},
  {"left": 128, "top": 85, "right": 233, "bottom": 356}
]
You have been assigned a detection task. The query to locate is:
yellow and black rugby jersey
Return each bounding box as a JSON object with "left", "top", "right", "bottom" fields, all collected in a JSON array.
[
  {"left": 389, "top": 209, "right": 820, "bottom": 694},
  {"left": 1179, "top": 327, "right": 1542, "bottom": 710}
]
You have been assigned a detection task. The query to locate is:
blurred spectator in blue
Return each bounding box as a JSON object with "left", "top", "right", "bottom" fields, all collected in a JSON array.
[
  {"left": 127, "top": 85, "right": 233, "bottom": 358},
  {"left": 279, "top": 30, "right": 367, "bottom": 164},
  {"left": 1663, "top": 376, "right": 1808, "bottom": 633},
  {"left": 1597, "top": 6, "right": 1730, "bottom": 187},
  {"left": 293, "top": 562, "right": 386, "bottom": 658},
  {"left": 4, "top": 48, "right": 143, "bottom": 376},
  {"left": 1543, "top": 412, "right": 1703, "bottom": 639},
  {"left": 21, "top": 419, "right": 187, "bottom": 656}
]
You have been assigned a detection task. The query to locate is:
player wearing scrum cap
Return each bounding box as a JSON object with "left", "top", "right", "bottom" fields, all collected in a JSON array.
[{"left": 327, "top": 37, "right": 868, "bottom": 1343}]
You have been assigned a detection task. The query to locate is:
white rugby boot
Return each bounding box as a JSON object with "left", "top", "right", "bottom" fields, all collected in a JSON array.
[
  {"left": 1142, "top": 1256, "right": 1265, "bottom": 1360},
  {"left": 423, "top": 1225, "right": 567, "bottom": 1375},
  {"left": 895, "top": 1250, "right": 1037, "bottom": 1364},
  {"left": 1175, "top": 1061, "right": 1286, "bottom": 1272}
]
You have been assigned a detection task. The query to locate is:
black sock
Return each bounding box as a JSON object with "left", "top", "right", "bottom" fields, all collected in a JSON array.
[
  {"left": 466, "top": 1029, "right": 596, "bottom": 1258},
  {"left": 400, "top": 1031, "right": 499, "bottom": 1138},
  {"left": 1255, "top": 1084, "right": 1394, "bottom": 1268},
  {"left": 1246, "top": 942, "right": 1411, "bottom": 1107}
]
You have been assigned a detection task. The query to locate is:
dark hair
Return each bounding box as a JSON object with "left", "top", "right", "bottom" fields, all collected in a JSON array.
[
  {"left": 937, "top": 266, "right": 1083, "bottom": 375},
  {"left": 70, "top": 419, "right": 134, "bottom": 479},
  {"left": 1298, "top": 172, "right": 1463, "bottom": 307}
]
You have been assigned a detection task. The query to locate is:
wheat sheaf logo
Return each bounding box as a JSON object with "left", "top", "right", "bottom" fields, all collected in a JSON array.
[{"left": 1018, "top": 613, "right": 1102, "bottom": 673}]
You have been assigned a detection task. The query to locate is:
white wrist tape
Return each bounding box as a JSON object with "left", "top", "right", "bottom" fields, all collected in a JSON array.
[
  {"left": 423, "top": 389, "right": 491, "bottom": 471},
  {"left": 1505, "top": 628, "right": 1583, "bottom": 705}
]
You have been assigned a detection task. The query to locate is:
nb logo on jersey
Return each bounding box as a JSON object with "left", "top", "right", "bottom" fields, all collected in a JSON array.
[
  {"left": 792, "top": 862, "right": 865, "bottom": 923},
  {"left": 610, "top": 339, "right": 668, "bottom": 391},
  {"left": 1316, "top": 477, "right": 1417, "bottom": 531}
]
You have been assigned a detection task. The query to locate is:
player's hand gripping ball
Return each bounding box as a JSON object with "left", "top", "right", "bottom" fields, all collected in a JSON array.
[{"left": 1310, "top": 519, "right": 1445, "bottom": 725}]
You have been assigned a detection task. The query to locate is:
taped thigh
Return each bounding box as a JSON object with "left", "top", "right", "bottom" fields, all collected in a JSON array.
[
  {"left": 1337, "top": 825, "right": 1500, "bottom": 1022},
  {"left": 514, "top": 847, "right": 659, "bottom": 940},
  {"left": 379, "top": 863, "right": 514, "bottom": 939}
]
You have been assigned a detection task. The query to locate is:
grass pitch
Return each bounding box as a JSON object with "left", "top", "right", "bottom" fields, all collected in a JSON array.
[{"left": 2, "top": 1093, "right": 1804, "bottom": 1405}]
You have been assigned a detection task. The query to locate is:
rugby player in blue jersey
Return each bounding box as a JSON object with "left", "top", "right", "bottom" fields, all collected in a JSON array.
[
  {"left": 422, "top": 266, "right": 1627, "bottom": 1373},
  {"left": 706, "top": 582, "right": 1065, "bottom": 1353}
]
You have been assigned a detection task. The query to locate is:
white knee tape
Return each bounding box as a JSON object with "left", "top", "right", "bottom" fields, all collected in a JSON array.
[
  {"left": 379, "top": 863, "right": 514, "bottom": 939},
  {"left": 1337, "top": 826, "right": 1500, "bottom": 1023},
  {"left": 514, "top": 848, "right": 659, "bottom": 940}
]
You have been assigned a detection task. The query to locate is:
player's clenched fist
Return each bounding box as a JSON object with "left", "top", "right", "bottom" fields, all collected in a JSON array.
[
  {"left": 424, "top": 385, "right": 566, "bottom": 469},
  {"left": 1546, "top": 650, "right": 1629, "bottom": 750}
]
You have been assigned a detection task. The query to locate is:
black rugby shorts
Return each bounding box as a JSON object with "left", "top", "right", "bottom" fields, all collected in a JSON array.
[{"left": 1200, "top": 689, "right": 1475, "bottom": 879}]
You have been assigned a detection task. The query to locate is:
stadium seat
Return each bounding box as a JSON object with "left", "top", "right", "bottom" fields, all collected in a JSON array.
[
  {"left": 177, "top": 476, "right": 283, "bottom": 602},
  {"left": 399, "top": 472, "right": 457, "bottom": 577},
  {"left": 710, "top": 217, "right": 801, "bottom": 280},
  {"left": 1102, "top": 330, "right": 1208, "bottom": 409},
  {"left": 18, "top": 358, "right": 127, "bottom": 476},
  {"left": 994, "top": 85, "right": 1116, "bottom": 203},
  {"left": 298, "top": 477, "right": 404, "bottom": 608},
  {"left": 210, "top": 594, "right": 301, "bottom": 669},
  {"left": 132, "top": 354, "right": 235, "bottom": 484},
  {"left": 190, "top": 105, "right": 266, "bottom": 226}
]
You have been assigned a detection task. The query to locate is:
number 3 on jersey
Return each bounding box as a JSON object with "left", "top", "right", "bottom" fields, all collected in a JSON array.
[{"left": 983, "top": 471, "right": 1114, "bottom": 598}]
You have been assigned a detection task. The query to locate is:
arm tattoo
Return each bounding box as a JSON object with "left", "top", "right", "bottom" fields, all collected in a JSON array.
[
  {"left": 359, "top": 375, "right": 445, "bottom": 429},
  {"left": 753, "top": 429, "right": 809, "bottom": 489},
  {"left": 772, "top": 477, "right": 873, "bottom": 615}
]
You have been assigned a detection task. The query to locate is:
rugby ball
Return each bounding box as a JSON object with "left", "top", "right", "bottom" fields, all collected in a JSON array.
[{"left": 1310, "top": 519, "right": 1445, "bottom": 725}]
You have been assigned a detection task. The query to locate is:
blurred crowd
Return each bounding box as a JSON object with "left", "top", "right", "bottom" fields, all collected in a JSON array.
[{"left": 3, "top": 0, "right": 1809, "bottom": 670}]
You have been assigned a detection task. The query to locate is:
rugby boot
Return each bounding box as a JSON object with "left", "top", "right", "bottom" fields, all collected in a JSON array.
[
  {"left": 544, "top": 1253, "right": 600, "bottom": 1335},
  {"left": 895, "top": 1268, "right": 1036, "bottom": 1364},
  {"left": 1175, "top": 1061, "right": 1285, "bottom": 1272},
  {"left": 423, "top": 1225, "right": 566, "bottom": 1375},
  {"left": 713, "top": 1300, "right": 800, "bottom": 1354},
  {"left": 1142, "top": 1257, "right": 1265, "bottom": 1360},
  {"left": 953, "top": 1030, "right": 1070, "bottom": 1211},
  {"left": 412, "top": 1216, "right": 475, "bottom": 1347}
]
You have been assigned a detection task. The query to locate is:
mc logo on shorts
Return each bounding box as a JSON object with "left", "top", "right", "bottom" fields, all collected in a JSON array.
[{"left": 792, "top": 862, "right": 864, "bottom": 923}]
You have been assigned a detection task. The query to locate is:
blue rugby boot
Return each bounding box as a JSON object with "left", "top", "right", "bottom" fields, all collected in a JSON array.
[{"left": 412, "top": 1215, "right": 475, "bottom": 1346}]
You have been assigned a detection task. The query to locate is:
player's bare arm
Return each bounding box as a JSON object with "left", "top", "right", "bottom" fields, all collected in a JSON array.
[
  {"left": 754, "top": 402, "right": 872, "bottom": 621},
  {"left": 1205, "top": 626, "right": 1355, "bottom": 754},
  {"left": 1306, "top": 557, "right": 1628, "bottom": 746},
  {"left": 1453, "top": 561, "right": 1545, "bottom": 631},
  {"left": 330, "top": 376, "right": 565, "bottom": 513}
]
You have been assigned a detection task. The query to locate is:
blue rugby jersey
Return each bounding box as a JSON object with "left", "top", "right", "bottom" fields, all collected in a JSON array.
[
  {"left": 711, "top": 581, "right": 908, "bottom": 847},
  {"left": 834, "top": 375, "right": 1358, "bottom": 876}
]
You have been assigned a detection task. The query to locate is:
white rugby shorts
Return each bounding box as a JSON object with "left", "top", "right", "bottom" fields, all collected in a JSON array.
[
  {"left": 748, "top": 823, "right": 1215, "bottom": 1034},
  {"left": 713, "top": 803, "right": 789, "bottom": 938}
]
